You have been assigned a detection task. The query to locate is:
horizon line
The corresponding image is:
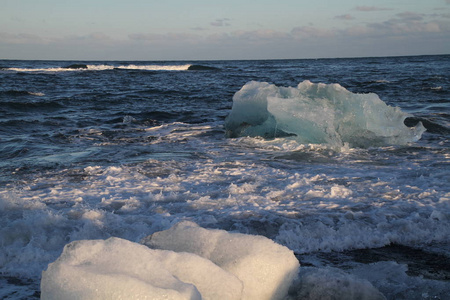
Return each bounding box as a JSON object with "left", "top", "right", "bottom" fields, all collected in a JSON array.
[{"left": 1, "top": 53, "right": 448, "bottom": 62}]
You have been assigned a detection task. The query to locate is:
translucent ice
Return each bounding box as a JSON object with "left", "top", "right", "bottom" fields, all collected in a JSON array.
[
  {"left": 142, "top": 221, "right": 300, "bottom": 300},
  {"left": 41, "top": 237, "right": 243, "bottom": 300},
  {"left": 225, "top": 80, "right": 426, "bottom": 147}
]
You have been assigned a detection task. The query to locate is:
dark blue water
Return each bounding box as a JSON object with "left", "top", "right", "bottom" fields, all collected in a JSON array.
[
  {"left": 1, "top": 57, "right": 448, "bottom": 177},
  {"left": 0, "top": 56, "right": 449, "bottom": 299}
]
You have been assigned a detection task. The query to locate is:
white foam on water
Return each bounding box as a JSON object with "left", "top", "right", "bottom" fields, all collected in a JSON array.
[
  {"left": 1, "top": 121, "right": 448, "bottom": 298},
  {"left": 28, "top": 91, "right": 45, "bottom": 96},
  {"left": 115, "top": 64, "right": 191, "bottom": 71},
  {"left": 5, "top": 67, "right": 77, "bottom": 72},
  {"left": 294, "top": 266, "right": 386, "bottom": 300},
  {"left": 86, "top": 64, "right": 115, "bottom": 71},
  {"left": 351, "top": 261, "right": 450, "bottom": 299},
  {"left": 4, "top": 64, "right": 192, "bottom": 72}
]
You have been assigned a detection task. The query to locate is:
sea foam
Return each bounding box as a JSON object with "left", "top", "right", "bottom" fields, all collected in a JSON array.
[
  {"left": 4, "top": 64, "right": 198, "bottom": 72},
  {"left": 225, "top": 81, "right": 426, "bottom": 147}
]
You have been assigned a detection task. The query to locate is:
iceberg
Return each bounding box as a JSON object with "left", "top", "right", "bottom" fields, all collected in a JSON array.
[
  {"left": 142, "top": 221, "right": 300, "bottom": 300},
  {"left": 41, "top": 222, "right": 299, "bottom": 300},
  {"left": 225, "top": 81, "right": 426, "bottom": 147}
]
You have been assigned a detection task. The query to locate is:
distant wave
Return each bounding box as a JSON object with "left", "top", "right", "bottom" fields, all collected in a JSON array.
[
  {"left": 404, "top": 117, "right": 450, "bottom": 135},
  {"left": 2, "top": 64, "right": 219, "bottom": 73},
  {"left": 422, "top": 86, "right": 444, "bottom": 92},
  {"left": 1, "top": 90, "right": 45, "bottom": 96},
  {"left": 115, "top": 64, "right": 191, "bottom": 71},
  {"left": 187, "top": 65, "right": 220, "bottom": 71},
  {"left": 64, "top": 64, "right": 89, "bottom": 69},
  {"left": 2, "top": 101, "right": 64, "bottom": 112}
]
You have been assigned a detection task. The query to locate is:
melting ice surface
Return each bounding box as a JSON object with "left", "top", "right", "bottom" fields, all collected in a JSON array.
[{"left": 225, "top": 81, "right": 426, "bottom": 147}]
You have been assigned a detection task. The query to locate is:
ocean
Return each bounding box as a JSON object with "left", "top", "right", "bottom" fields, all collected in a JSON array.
[{"left": 0, "top": 55, "right": 449, "bottom": 299}]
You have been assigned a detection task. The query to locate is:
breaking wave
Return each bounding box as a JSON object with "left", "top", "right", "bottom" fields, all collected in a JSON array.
[
  {"left": 225, "top": 80, "right": 426, "bottom": 148},
  {"left": 2, "top": 64, "right": 218, "bottom": 72}
]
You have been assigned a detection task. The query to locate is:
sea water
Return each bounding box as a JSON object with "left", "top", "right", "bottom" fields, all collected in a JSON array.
[{"left": 0, "top": 56, "right": 449, "bottom": 299}]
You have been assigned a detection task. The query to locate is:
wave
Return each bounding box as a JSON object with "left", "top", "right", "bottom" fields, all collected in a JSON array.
[
  {"left": 187, "top": 64, "right": 220, "bottom": 71},
  {"left": 0, "top": 90, "right": 45, "bottom": 96},
  {"left": 404, "top": 117, "right": 450, "bottom": 135},
  {"left": 64, "top": 64, "right": 89, "bottom": 69},
  {"left": 1, "top": 101, "right": 64, "bottom": 112},
  {"left": 2, "top": 64, "right": 218, "bottom": 73},
  {"left": 422, "top": 86, "right": 444, "bottom": 92},
  {"left": 115, "top": 64, "right": 191, "bottom": 71},
  {"left": 225, "top": 80, "right": 426, "bottom": 148}
]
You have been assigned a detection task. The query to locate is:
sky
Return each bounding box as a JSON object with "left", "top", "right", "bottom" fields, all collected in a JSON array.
[{"left": 1, "top": 0, "right": 449, "bottom": 60}]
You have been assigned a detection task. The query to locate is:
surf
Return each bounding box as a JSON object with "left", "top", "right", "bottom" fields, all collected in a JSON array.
[{"left": 2, "top": 64, "right": 219, "bottom": 72}]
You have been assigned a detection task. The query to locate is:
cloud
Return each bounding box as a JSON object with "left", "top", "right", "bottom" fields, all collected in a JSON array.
[
  {"left": 396, "top": 12, "right": 425, "bottom": 22},
  {"left": 231, "top": 29, "right": 288, "bottom": 40},
  {"left": 201, "top": 29, "right": 291, "bottom": 48},
  {"left": 0, "top": 32, "right": 124, "bottom": 60},
  {"left": 86, "top": 32, "right": 112, "bottom": 41},
  {"left": 355, "top": 6, "right": 391, "bottom": 12},
  {"left": 2, "top": 6, "right": 449, "bottom": 61},
  {"left": 0, "top": 32, "right": 117, "bottom": 47},
  {"left": 191, "top": 27, "right": 208, "bottom": 31},
  {"left": 291, "top": 26, "right": 335, "bottom": 39},
  {"left": 0, "top": 32, "right": 46, "bottom": 44},
  {"left": 210, "top": 18, "right": 231, "bottom": 27},
  {"left": 365, "top": 15, "right": 443, "bottom": 35},
  {"left": 128, "top": 32, "right": 202, "bottom": 45},
  {"left": 67, "top": 32, "right": 113, "bottom": 42},
  {"left": 290, "top": 11, "right": 449, "bottom": 44},
  {"left": 335, "top": 14, "right": 355, "bottom": 20},
  {"left": 128, "top": 33, "right": 163, "bottom": 41}
]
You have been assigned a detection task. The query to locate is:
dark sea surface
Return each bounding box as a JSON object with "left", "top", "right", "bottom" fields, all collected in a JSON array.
[{"left": 0, "top": 56, "right": 449, "bottom": 299}]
